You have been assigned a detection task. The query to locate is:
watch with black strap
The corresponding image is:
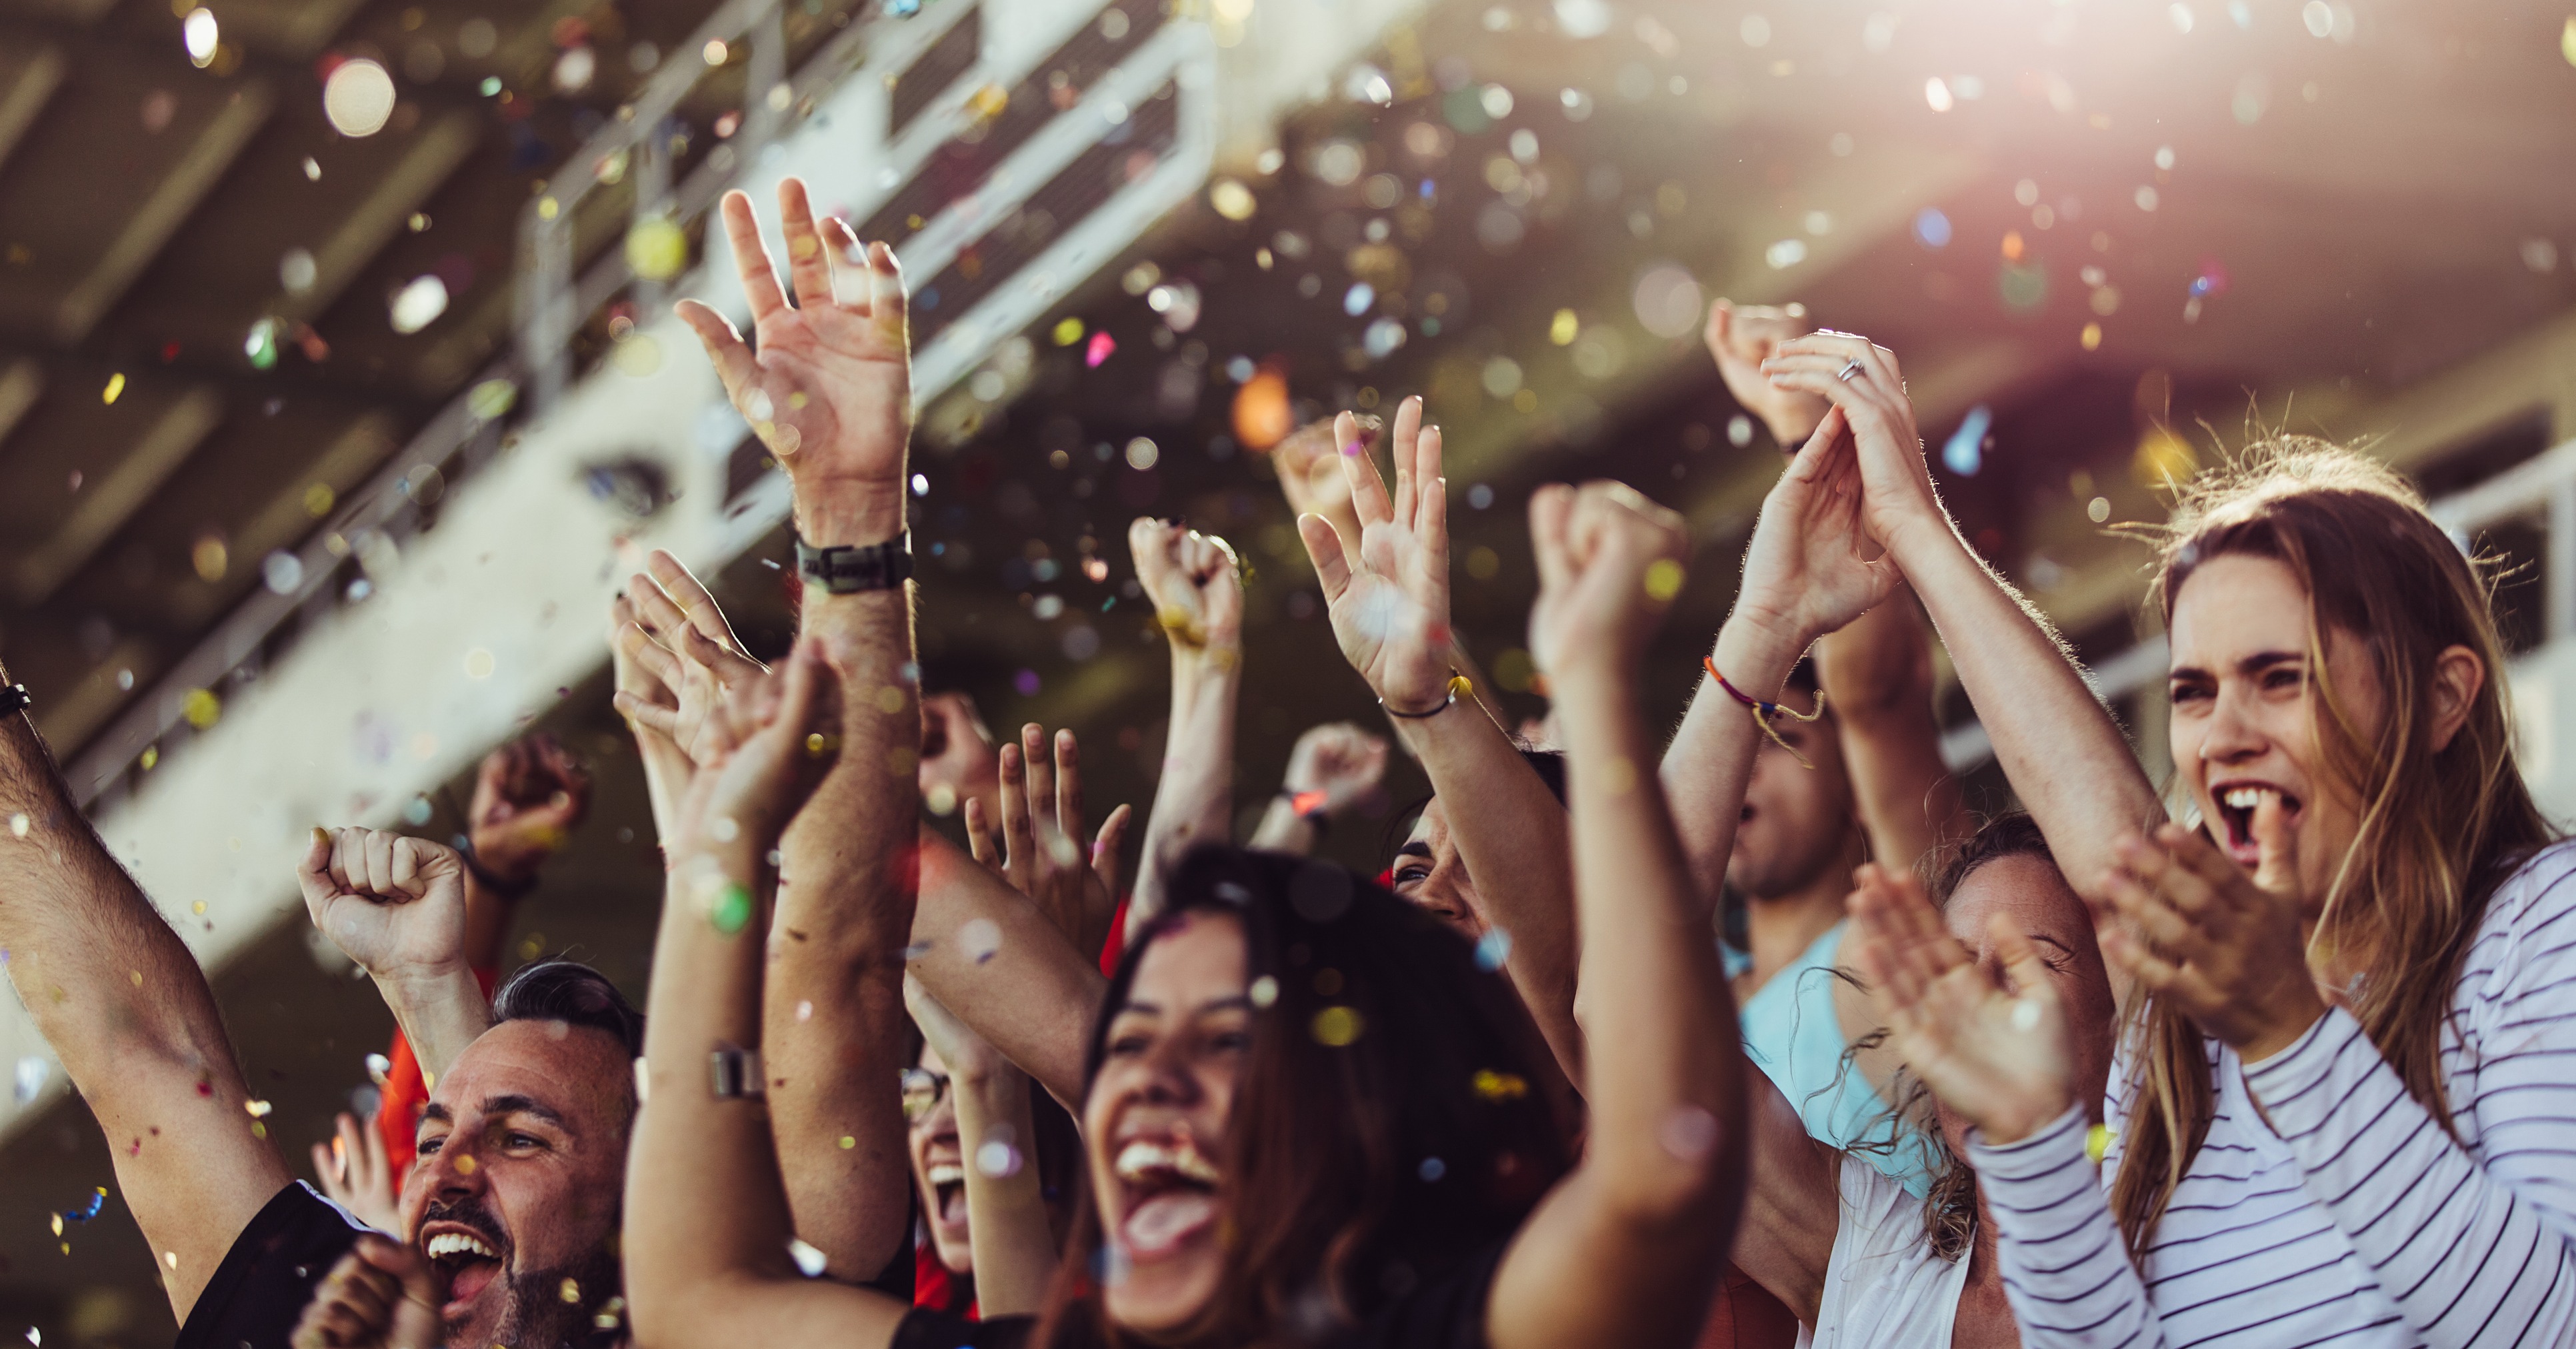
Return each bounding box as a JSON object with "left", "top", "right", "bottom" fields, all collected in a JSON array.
[{"left": 794, "top": 531, "right": 914, "bottom": 593}]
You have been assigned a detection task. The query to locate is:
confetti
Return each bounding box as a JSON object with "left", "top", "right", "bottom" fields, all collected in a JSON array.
[
  {"left": 957, "top": 918, "right": 1002, "bottom": 964},
  {"left": 13, "top": 1056, "right": 48, "bottom": 1103},
  {"left": 787, "top": 1238, "right": 827, "bottom": 1277},
  {"left": 1659, "top": 1106, "right": 1719, "bottom": 1161},
  {"left": 975, "top": 1138, "right": 1022, "bottom": 1178},
  {"left": 101, "top": 373, "right": 124, "bottom": 404},
  {"left": 2086, "top": 1123, "right": 2113, "bottom": 1163},
  {"left": 711, "top": 884, "right": 754, "bottom": 936},
  {"left": 1471, "top": 1070, "right": 1527, "bottom": 1102},
  {"left": 1310, "top": 1005, "right": 1364, "bottom": 1046},
  {"left": 1473, "top": 928, "right": 1513, "bottom": 973},
  {"left": 1248, "top": 975, "right": 1279, "bottom": 1008},
  {"left": 1085, "top": 331, "right": 1117, "bottom": 367},
  {"left": 1417, "top": 1156, "right": 1446, "bottom": 1181},
  {"left": 8, "top": 814, "right": 25, "bottom": 838}
]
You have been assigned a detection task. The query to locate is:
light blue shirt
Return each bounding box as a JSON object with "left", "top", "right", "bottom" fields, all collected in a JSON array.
[{"left": 1729, "top": 920, "right": 1937, "bottom": 1196}]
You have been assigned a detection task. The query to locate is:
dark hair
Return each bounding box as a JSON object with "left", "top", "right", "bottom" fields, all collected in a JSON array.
[
  {"left": 492, "top": 960, "right": 647, "bottom": 1060},
  {"left": 1035, "top": 848, "right": 1569, "bottom": 1347}
]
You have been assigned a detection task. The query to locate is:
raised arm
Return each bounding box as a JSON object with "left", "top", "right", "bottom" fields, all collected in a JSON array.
[
  {"left": 1814, "top": 588, "right": 1967, "bottom": 875},
  {"left": 1126, "top": 519, "right": 1245, "bottom": 929},
  {"left": 1297, "top": 398, "right": 1588, "bottom": 1080},
  {"left": 0, "top": 682, "right": 288, "bottom": 1319},
  {"left": 1486, "top": 481, "right": 1744, "bottom": 1349},
  {"left": 298, "top": 827, "right": 490, "bottom": 1082},
  {"left": 1763, "top": 334, "right": 2163, "bottom": 917},
  {"left": 902, "top": 976, "right": 1059, "bottom": 1316},
  {"left": 1246, "top": 722, "right": 1389, "bottom": 854},
  {"left": 673, "top": 178, "right": 920, "bottom": 1284},
  {"left": 625, "top": 638, "right": 914, "bottom": 1349}
]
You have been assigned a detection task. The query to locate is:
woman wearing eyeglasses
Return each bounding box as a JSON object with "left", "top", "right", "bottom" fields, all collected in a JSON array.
[{"left": 901, "top": 978, "right": 1085, "bottom": 1320}]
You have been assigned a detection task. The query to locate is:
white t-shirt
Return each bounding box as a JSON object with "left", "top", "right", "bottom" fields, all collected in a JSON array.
[{"left": 1798, "top": 1156, "right": 1969, "bottom": 1348}]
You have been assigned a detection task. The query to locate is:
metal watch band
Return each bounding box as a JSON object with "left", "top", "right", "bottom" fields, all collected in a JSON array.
[
  {"left": 794, "top": 531, "right": 913, "bottom": 593},
  {"left": 709, "top": 1046, "right": 765, "bottom": 1099}
]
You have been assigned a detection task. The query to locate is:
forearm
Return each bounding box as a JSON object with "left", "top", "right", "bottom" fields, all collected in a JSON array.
[
  {"left": 911, "top": 830, "right": 1105, "bottom": 1106},
  {"left": 2247, "top": 1010, "right": 2576, "bottom": 1347},
  {"left": 1555, "top": 665, "right": 1745, "bottom": 1222},
  {"left": 0, "top": 708, "right": 287, "bottom": 1314},
  {"left": 951, "top": 1067, "right": 1059, "bottom": 1316},
  {"left": 1815, "top": 595, "right": 1964, "bottom": 876},
  {"left": 1401, "top": 700, "right": 1586, "bottom": 1083},
  {"left": 1660, "top": 621, "right": 1811, "bottom": 922},
  {"left": 1245, "top": 795, "right": 1318, "bottom": 854},
  {"left": 373, "top": 967, "right": 492, "bottom": 1084},
  {"left": 1969, "top": 1108, "right": 2165, "bottom": 1348},
  {"left": 1887, "top": 520, "right": 2161, "bottom": 897},
  {"left": 1133, "top": 653, "right": 1239, "bottom": 928},
  {"left": 629, "top": 850, "right": 908, "bottom": 1349},
  {"left": 769, "top": 584, "right": 921, "bottom": 1282}
]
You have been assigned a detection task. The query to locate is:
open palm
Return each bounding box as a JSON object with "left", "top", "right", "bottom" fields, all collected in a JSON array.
[
  {"left": 1845, "top": 864, "right": 2073, "bottom": 1144},
  {"left": 676, "top": 179, "right": 911, "bottom": 493},
  {"left": 1735, "top": 405, "right": 1900, "bottom": 649},
  {"left": 1298, "top": 397, "right": 1453, "bottom": 709}
]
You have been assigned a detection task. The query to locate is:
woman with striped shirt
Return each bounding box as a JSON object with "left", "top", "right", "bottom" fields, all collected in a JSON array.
[{"left": 1765, "top": 331, "right": 2576, "bottom": 1347}]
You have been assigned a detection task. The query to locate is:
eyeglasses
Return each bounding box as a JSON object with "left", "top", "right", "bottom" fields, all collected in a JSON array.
[{"left": 899, "top": 1067, "right": 951, "bottom": 1122}]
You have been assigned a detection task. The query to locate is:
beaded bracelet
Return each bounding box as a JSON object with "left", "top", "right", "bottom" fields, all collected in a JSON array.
[{"left": 1705, "top": 657, "right": 1826, "bottom": 768}]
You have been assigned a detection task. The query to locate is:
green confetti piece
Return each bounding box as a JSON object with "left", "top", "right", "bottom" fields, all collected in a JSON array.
[{"left": 711, "top": 884, "right": 754, "bottom": 936}]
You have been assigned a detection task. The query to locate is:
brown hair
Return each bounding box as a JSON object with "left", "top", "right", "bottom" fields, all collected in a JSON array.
[
  {"left": 1031, "top": 848, "right": 1571, "bottom": 1348},
  {"left": 2109, "top": 438, "right": 2553, "bottom": 1254}
]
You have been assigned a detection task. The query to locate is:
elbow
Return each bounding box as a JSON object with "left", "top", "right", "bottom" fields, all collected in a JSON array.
[
  {"left": 626, "top": 1269, "right": 768, "bottom": 1349},
  {"left": 1597, "top": 1117, "right": 1748, "bottom": 1238}
]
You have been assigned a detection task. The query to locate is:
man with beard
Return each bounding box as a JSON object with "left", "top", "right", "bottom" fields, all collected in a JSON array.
[{"left": 292, "top": 826, "right": 647, "bottom": 1349}]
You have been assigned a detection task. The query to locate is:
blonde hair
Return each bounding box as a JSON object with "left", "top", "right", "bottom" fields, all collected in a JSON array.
[{"left": 2110, "top": 438, "right": 2554, "bottom": 1254}]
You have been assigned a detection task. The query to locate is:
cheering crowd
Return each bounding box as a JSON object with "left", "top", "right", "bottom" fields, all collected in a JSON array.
[{"left": 4, "top": 175, "right": 2574, "bottom": 1349}]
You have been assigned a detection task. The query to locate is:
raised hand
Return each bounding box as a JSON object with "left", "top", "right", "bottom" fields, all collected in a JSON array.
[
  {"left": 901, "top": 973, "right": 1005, "bottom": 1085},
  {"left": 1705, "top": 299, "right": 1825, "bottom": 447},
  {"left": 1759, "top": 332, "right": 1947, "bottom": 554},
  {"left": 1129, "top": 518, "right": 1245, "bottom": 655},
  {"left": 675, "top": 177, "right": 911, "bottom": 546},
  {"left": 669, "top": 636, "right": 842, "bottom": 856},
  {"left": 613, "top": 562, "right": 769, "bottom": 768},
  {"left": 1298, "top": 397, "right": 1454, "bottom": 710},
  {"left": 297, "top": 828, "right": 467, "bottom": 984},
  {"left": 1526, "top": 480, "right": 1691, "bottom": 682},
  {"left": 289, "top": 1234, "right": 440, "bottom": 1349},
  {"left": 1281, "top": 722, "right": 1389, "bottom": 818},
  {"left": 1845, "top": 863, "right": 2073, "bottom": 1145},
  {"left": 311, "top": 1111, "right": 399, "bottom": 1235},
  {"left": 963, "top": 724, "right": 1130, "bottom": 961},
  {"left": 919, "top": 691, "right": 1001, "bottom": 817},
  {"left": 2098, "top": 803, "right": 2326, "bottom": 1062},
  {"left": 1271, "top": 413, "right": 1375, "bottom": 567},
  {"left": 465, "top": 734, "right": 589, "bottom": 885},
  {"left": 1728, "top": 402, "right": 1902, "bottom": 653}
]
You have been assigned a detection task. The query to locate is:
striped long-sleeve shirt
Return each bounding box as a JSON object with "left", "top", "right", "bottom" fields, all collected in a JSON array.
[{"left": 1967, "top": 840, "right": 2576, "bottom": 1348}]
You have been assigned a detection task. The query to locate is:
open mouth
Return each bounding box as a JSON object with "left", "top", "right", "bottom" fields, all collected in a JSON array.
[
  {"left": 423, "top": 1227, "right": 507, "bottom": 1318},
  {"left": 1112, "top": 1133, "right": 1221, "bottom": 1261},
  {"left": 2214, "top": 784, "right": 2299, "bottom": 865},
  {"left": 925, "top": 1162, "right": 968, "bottom": 1228}
]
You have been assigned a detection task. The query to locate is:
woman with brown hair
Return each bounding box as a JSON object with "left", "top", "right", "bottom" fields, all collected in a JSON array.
[{"left": 1767, "top": 331, "right": 2576, "bottom": 1345}]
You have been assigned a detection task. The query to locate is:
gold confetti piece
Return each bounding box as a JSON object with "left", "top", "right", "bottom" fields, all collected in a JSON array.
[
  {"left": 455, "top": 1154, "right": 476, "bottom": 1174},
  {"left": 1311, "top": 1006, "right": 1364, "bottom": 1046},
  {"left": 102, "top": 373, "right": 125, "bottom": 404},
  {"left": 244, "top": 1099, "right": 271, "bottom": 1117},
  {"left": 838, "top": 1135, "right": 855, "bottom": 1149},
  {"left": 1472, "top": 1069, "right": 1529, "bottom": 1102},
  {"left": 1643, "top": 558, "right": 1685, "bottom": 601},
  {"left": 165, "top": 1250, "right": 178, "bottom": 1268},
  {"left": 559, "top": 1278, "right": 581, "bottom": 1303},
  {"left": 2086, "top": 1123, "right": 2112, "bottom": 1163}
]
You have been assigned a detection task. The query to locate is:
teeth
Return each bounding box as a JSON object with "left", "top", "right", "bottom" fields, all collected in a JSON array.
[
  {"left": 1113, "top": 1137, "right": 1220, "bottom": 1186},
  {"left": 1113, "top": 1141, "right": 1173, "bottom": 1182},
  {"left": 925, "top": 1164, "right": 965, "bottom": 1186},
  {"left": 425, "top": 1232, "right": 498, "bottom": 1261},
  {"left": 2223, "top": 787, "right": 2269, "bottom": 810}
]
